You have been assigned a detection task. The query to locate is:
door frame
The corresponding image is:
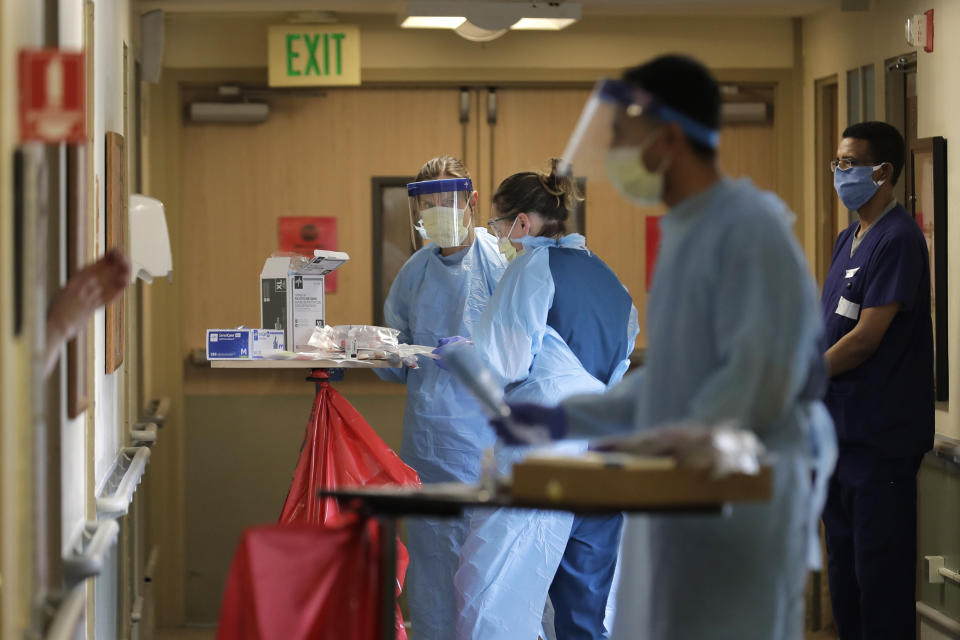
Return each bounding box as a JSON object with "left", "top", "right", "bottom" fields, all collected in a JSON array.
[{"left": 814, "top": 75, "right": 839, "bottom": 285}]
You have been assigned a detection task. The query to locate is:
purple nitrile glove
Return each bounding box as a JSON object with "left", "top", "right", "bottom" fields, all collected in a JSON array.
[
  {"left": 491, "top": 402, "right": 568, "bottom": 446},
  {"left": 432, "top": 336, "right": 470, "bottom": 371}
]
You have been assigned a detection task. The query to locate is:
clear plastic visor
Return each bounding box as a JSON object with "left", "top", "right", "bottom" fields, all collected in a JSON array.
[
  {"left": 406, "top": 178, "right": 474, "bottom": 249},
  {"left": 558, "top": 78, "right": 720, "bottom": 181}
]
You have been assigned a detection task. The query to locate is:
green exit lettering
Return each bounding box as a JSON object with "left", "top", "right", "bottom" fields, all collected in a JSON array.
[{"left": 285, "top": 32, "right": 346, "bottom": 77}]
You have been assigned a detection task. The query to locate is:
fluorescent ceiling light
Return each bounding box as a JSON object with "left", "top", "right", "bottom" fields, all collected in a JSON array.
[
  {"left": 403, "top": 1, "right": 581, "bottom": 39},
  {"left": 401, "top": 16, "right": 466, "bottom": 28},
  {"left": 510, "top": 17, "right": 577, "bottom": 30}
]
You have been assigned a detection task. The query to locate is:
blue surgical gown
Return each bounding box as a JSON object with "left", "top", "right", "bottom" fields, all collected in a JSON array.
[
  {"left": 375, "top": 228, "right": 506, "bottom": 640},
  {"left": 561, "top": 178, "right": 836, "bottom": 640},
  {"left": 455, "top": 234, "right": 639, "bottom": 640}
]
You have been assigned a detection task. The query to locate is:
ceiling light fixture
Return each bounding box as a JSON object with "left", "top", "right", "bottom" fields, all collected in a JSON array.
[
  {"left": 402, "top": 1, "right": 581, "bottom": 41},
  {"left": 400, "top": 15, "right": 466, "bottom": 29}
]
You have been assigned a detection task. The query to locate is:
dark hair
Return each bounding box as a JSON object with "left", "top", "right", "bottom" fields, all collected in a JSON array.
[
  {"left": 492, "top": 158, "right": 583, "bottom": 237},
  {"left": 841, "top": 121, "right": 906, "bottom": 185},
  {"left": 621, "top": 54, "right": 720, "bottom": 160},
  {"left": 416, "top": 155, "right": 471, "bottom": 181}
]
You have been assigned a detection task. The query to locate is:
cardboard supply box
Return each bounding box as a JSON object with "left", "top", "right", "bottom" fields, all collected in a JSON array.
[
  {"left": 259, "top": 252, "right": 349, "bottom": 352},
  {"left": 510, "top": 456, "right": 773, "bottom": 509},
  {"left": 288, "top": 273, "right": 325, "bottom": 351},
  {"left": 206, "top": 329, "right": 285, "bottom": 360},
  {"left": 260, "top": 257, "right": 290, "bottom": 334},
  {"left": 260, "top": 257, "right": 325, "bottom": 350}
]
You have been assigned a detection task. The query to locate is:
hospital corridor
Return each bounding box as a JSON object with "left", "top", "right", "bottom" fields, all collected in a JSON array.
[{"left": 2, "top": 0, "right": 960, "bottom": 639}]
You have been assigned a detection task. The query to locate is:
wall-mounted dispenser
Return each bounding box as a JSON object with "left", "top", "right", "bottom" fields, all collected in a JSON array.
[{"left": 129, "top": 194, "right": 172, "bottom": 283}]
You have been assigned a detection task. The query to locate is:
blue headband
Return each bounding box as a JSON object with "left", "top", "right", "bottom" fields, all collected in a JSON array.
[
  {"left": 597, "top": 79, "right": 720, "bottom": 149},
  {"left": 407, "top": 178, "right": 473, "bottom": 196}
]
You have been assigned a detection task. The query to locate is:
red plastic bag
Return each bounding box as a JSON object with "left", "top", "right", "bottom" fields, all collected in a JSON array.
[
  {"left": 279, "top": 375, "right": 421, "bottom": 524},
  {"left": 278, "top": 374, "right": 420, "bottom": 638},
  {"left": 216, "top": 518, "right": 382, "bottom": 640}
]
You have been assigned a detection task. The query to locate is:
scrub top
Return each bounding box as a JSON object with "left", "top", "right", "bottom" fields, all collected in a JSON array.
[{"left": 820, "top": 202, "right": 934, "bottom": 477}]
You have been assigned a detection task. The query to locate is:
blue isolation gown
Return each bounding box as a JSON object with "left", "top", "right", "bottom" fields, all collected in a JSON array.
[
  {"left": 375, "top": 228, "right": 507, "bottom": 640},
  {"left": 455, "top": 234, "right": 639, "bottom": 640},
  {"left": 561, "top": 178, "right": 836, "bottom": 640}
]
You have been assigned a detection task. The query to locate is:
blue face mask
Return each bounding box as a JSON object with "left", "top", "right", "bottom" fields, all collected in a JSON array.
[{"left": 833, "top": 164, "right": 886, "bottom": 211}]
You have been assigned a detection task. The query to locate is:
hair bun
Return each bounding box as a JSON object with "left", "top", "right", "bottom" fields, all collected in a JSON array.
[{"left": 537, "top": 158, "right": 582, "bottom": 217}]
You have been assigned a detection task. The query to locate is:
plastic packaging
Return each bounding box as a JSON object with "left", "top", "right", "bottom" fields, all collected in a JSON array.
[
  {"left": 277, "top": 376, "right": 421, "bottom": 638},
  {"left": 308, "top": 325, "right": 399, "bottom": 352},
  {"left": 591, "top": 421, "right": 766, "bottom": 478}
]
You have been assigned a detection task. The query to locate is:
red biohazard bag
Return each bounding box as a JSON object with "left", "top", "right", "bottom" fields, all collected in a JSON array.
[
  {"left": 279, "top": 373, "right": 421, "bottom": 524},
  {"left": 216, "top": 517, "right": 383, "bottom": 640},
  {"left": 277, "top": 372, "right": 420, "bottom": 638}
]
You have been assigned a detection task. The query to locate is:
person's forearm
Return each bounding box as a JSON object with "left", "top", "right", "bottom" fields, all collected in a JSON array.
[{"left": 825, "top": 331, "right": 880, "bottom": 377}]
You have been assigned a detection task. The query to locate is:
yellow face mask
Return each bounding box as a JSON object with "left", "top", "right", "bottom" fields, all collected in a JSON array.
[
  {"left": 604, "top": 129, "right": 670, "bottom": 206},
  {"left": 496, "top": 217, "right": 525, "bottom": 263},
  {"left": 416, "top": 205, "right": 469, "bottom": 248}
]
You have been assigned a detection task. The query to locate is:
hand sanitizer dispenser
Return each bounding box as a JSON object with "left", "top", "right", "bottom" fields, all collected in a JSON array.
[{"left": 129, "top": 194, "right": 173, "bottom": 283}]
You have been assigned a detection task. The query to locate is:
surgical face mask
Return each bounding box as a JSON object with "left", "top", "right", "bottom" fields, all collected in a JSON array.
[
  {"left": 415, "top": 205, "right": 469, "bottom": 248},
  {"left": 833, "top": 164, "right": 886, "bottom": 211},
  {"left": 496, "top": 217, "right": 525, "bottom": 263},
  {"left": 605, "top": 131, "right": 670, "bottom": 206}
]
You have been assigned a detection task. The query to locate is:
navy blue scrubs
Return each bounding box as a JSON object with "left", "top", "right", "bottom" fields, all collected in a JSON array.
[
  {"left": 546, "top": 246, "right": 633, "bottom": 640},
  {"left": 819, "top": 203, "right": 934, "bottom": 640}
]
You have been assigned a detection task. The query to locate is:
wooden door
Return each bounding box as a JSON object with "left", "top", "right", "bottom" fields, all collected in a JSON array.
[{"left": 180, "top": 87, "right": 466, "bottom": 370}]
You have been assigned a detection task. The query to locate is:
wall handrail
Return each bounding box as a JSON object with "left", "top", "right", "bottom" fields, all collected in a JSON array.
[
  {"left": 43, "top": 584, "right": 86, "bottom": 640},
  {"left": 130, "top": 422, "right": 158, "bottom": 447},
  {"left": 63, "top": 519, "right": 120, "bottom": 589},
  {"left": 96, "top": 447, "right": 151, "bottom": 519},
  {"left": 143, "top": 396, "right": 170, "bottom": 427},
  {"left": 916, "top": 601, "right": 960, "bottom": 634}
]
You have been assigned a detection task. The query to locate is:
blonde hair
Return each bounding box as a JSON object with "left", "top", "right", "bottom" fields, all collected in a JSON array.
[{"left": 416, "top": 155, "right": 471, "bottom": 181}]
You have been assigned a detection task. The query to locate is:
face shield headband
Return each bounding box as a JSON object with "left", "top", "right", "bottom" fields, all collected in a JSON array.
[
  {"left": 559, "top": 78, "right": 720, "bottom": 178},
  {"left": 406, "top": 177, "right": 475, "bottom": 249}
]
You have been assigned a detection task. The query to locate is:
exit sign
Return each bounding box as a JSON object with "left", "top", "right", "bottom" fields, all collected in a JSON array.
[{"left": 268, "top": 25, "right": 361, "bottom": 87}]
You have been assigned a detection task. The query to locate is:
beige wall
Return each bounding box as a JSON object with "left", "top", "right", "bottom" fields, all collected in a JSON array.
[
  {"left": 802, "top": 1, "right": 960, "bottom": 439},
  {"left": 164, "top": 12, "right": 797, "bottom": 76},
  {"left": 0, "top": 1, "right": 45, "bottom": 636}
]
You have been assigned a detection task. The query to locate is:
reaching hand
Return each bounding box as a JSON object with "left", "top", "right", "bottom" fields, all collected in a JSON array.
[
  {"left": 491, "top": 402, "right": 568, "bottom": 445},
  {"left": 45, "top": 248, "right": 131, "bottom": 377},
  {"left": 432, "top": 336, "right": 470, "bottom": 371}
]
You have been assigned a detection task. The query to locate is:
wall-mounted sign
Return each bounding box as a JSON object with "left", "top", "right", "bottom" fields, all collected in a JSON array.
[
  {"left": 18, "top": 49, "right": 86, "bottom": 143},
  {"left": 278, "top": 216, "right": 339, "bottom": 292},
  {"left": 268, "top": 25, "right": 360, "bottom": 87}
]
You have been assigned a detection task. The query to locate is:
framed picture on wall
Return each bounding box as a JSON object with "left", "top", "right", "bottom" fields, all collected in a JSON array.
[
  {"left": 66, "top": 144, "right": 90, "bottom": 417},
  {"left": 909, "top": 136, "right": 948, "bottom": 402},
  {"left": 105, "top": 131, "right": 127, "bottom": 374}
]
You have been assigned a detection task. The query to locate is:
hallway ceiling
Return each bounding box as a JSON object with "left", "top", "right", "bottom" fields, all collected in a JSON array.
[{"left": 139, "top": 0, "right": 842, "bottom": 18}]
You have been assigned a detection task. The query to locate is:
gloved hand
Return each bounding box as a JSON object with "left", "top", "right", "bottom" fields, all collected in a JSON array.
[
  {"left": 491, "top": 402, "right": 568, "bottom": 445},
  {"left": 386, "top": 351, "right": 420, "bottom": 369},
  {"left": 432, "top": 336, "right": 470, "bottom": 371}
]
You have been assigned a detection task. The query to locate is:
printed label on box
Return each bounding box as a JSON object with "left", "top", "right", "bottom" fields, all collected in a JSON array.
[{"left": 288, "top": 274, "right": 325, "bottom": 350}]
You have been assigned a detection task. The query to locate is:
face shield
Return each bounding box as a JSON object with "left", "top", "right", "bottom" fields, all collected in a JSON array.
[
  {"left": 557, "top": 78, "right": 721, "bottom": 182},
  {"left": 407, "top": 178, "right": 474, "bottom": 249}
]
